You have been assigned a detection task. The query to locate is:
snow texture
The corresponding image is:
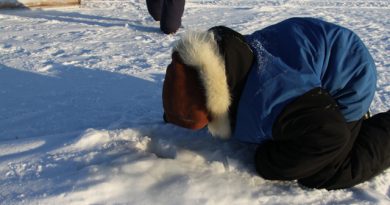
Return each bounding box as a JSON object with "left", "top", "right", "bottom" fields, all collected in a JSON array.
[{"left": 0, "top": 0, "right": 389, "bottom": 204}]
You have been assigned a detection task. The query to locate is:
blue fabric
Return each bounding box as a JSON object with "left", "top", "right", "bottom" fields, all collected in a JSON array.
[{"left": 233, "top": 17, "right": 377, "bottom": 144}]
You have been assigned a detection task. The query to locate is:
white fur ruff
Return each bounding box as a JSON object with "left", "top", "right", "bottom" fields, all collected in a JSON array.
[{"left": 173, "top": 30, "right": 232, "bottom": 139}]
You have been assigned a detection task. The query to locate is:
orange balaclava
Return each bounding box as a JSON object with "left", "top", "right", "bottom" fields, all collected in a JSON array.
[{"left": 162, "top": 52, "right": 210, "bottom": 130}]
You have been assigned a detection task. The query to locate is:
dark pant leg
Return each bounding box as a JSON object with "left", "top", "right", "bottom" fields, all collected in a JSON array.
[
  {"left": 299, "top": 111, "right": 390, "bottom": 190},
  {"left": 256, "top": 88, "right": 353, "bottom": 183},
  {"left": 146, "top": 0, "right": 163, "bottom": 21},
  {"left": 160, "top": 0, "right": 185, "bottom": 34}
]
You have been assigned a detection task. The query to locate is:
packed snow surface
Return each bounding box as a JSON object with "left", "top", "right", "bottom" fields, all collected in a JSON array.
[{"left": 0, "top": 0, "right": 389, "bottom": 204}]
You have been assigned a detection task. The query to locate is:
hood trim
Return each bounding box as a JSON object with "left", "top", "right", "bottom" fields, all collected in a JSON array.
[{"left": 173, "top": 31, "right": 232, "bottom": 138}]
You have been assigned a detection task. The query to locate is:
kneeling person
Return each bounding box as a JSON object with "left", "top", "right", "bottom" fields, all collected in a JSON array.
[{"left": 162, "top": 17, "right": 390, "bottom": 190}]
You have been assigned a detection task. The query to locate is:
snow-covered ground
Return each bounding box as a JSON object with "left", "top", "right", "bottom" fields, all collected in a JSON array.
[{"left": 0, "top": 0, "right": 389, "bottom": 204}]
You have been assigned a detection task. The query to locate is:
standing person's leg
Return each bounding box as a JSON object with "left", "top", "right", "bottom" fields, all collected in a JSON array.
[
  {"left": 299, "top": 111, "right": 390, "bottom": 189},
  {"left": 146, "top": 0, "right": 163, "bottom": 21},
  {"left": 160, "top": 0, "right": 185, "bottom": 34}
]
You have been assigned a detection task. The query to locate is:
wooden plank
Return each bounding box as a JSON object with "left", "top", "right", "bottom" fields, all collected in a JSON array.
[{"left": 0, "top": 0, "right": 80, "bottom": 8}]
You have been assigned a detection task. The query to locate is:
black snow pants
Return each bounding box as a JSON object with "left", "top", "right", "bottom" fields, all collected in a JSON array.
[
  {"left": 255, "top": 88, "right": 390, "bottom": 190},
  {"left": 146, "top": 0, "right": 185, "bottom": 34}
]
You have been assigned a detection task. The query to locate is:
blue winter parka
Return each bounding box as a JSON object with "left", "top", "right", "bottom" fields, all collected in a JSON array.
[{"left": 233, "top": 17, "right": 377, "bottom": 144}]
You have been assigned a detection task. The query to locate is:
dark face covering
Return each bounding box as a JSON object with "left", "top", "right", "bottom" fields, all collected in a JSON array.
[{"left": 162, "top": 52, "right": 210, "bottom": 130}]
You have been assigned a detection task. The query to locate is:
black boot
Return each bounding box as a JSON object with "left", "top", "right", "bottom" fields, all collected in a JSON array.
[
  {"left": 146, "top": 0, "right": 163, "bottom": 21},
  {"left": 160, "top": 0, "right": 185, "bottom": 34}
]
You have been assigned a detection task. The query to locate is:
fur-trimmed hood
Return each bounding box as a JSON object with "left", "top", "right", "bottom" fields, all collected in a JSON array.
[
  {"left": 163, "top": 27, "right": 253, "bottom": 139},
  {"left": 173, "top": 31, "right": 232, "bottom": 139}
]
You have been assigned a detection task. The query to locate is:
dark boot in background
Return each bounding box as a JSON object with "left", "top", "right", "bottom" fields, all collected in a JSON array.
[
  {"left": 146, "top": 0, "right": 163, "bottom": 21},
  {"left": 160, "top": 0, "right": 185, "bottom": 34}
]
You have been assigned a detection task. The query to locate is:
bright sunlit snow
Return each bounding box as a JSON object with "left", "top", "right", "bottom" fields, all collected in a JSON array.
[{"left": 0, "top": 0, "right": 389, "bottom": 204}]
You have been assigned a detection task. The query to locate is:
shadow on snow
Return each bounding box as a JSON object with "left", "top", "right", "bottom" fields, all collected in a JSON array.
[
  {"left": 0, "top": 63, "right": 163, "bottom": 140},
  {"left": 0, "top": 8, "right": 162, "bottom": 33}
]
